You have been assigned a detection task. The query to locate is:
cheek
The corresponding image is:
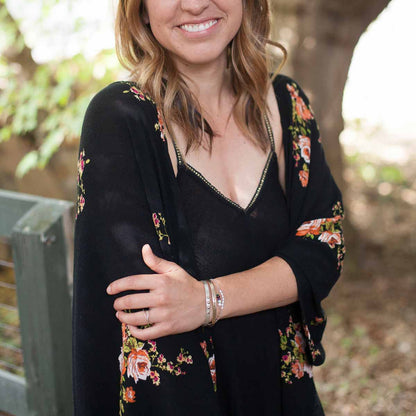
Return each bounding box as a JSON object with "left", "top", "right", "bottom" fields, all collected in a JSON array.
[
  {"left": 228, "top": 3, "right": 243, "bottom": 38},
  {"left": 147, "top": 19, "right": 172, "bottom": 50}
]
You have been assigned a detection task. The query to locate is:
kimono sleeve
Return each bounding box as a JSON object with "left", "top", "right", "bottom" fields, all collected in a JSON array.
[
  {"left": 273, "top": 76, "right": 346, "bottom": 366},
  {"left": 72, "top": 84, "right": 161, "bottom": 414}
]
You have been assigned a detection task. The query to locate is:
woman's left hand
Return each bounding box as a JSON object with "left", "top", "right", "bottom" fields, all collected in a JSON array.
[{"left": 106, "top": 244, "right": 206, "bottom": 340}]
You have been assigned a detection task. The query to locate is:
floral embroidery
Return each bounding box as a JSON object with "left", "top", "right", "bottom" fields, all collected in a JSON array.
[
  {"left": 123, "top": 84, "right": 155, "bottom": 104},
  {"left": 152, "top": 212, "right": 171, "bottom": 245},
  {"left": 123, "top": 386, "right": 136, "bottom": 403},
  {"left": 295, "top": 201, "right": 346, "bottom": 270},
  {"left": 298, "top": 169, "right": 309, "bottom": 187},
  {"left": 155, "top": 108, "right": 167, "bottom": 142},
  {"left": 200, "top": 336, "right": 217, "bottom": 392},
  {"left": 119, "top": 322, "right": 194, "bottom": 415},
  {"left": 279, "top": 314, "right": 314, "bottom": 384},
  {"left": 287, "top": 82, "right": 317, "bottom": 188},
  {"left": 123, "top": 83, "right": 167, "bottom": 143},
  {"left": 301, "top": 316, "right": 326, "bottom": 364},
  {"left": 75, "top": 149, "right": 90, "bottom": 219}
]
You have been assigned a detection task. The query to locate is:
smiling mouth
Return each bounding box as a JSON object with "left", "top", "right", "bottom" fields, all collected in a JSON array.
[{"left": 179, "top": 19, "right": 218, "bottom": 33}]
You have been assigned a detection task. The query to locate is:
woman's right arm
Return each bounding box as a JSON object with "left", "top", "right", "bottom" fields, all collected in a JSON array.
[{"left": 72, "top": 83, "right": 161, "bottom": 414}]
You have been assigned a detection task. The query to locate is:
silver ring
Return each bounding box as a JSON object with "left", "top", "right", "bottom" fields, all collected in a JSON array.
[{"left": 144, "top": 309, "right": 151, "bottom": 326}]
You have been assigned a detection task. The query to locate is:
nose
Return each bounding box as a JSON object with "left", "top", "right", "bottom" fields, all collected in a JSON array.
[{"left": 180, "top": 0, "right": 210, "bottom": 15}]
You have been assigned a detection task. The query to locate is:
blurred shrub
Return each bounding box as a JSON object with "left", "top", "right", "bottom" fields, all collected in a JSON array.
[{"left": 0, "top": 0, "right": 121, "bottom": 176}]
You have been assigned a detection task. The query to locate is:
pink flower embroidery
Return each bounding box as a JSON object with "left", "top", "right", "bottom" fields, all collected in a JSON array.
[
  {"left": 152, "top": 213, "right": 160, "bottom": 227},
  {"left": 295, "top": 202, "right": 345, "bottom": 269},
  {"left": 127, "top": 348, "right": 151, "bottom": 383},
  {"left": 291, "top": 360, "right": 304, "bottom": 379},
  {"left": 318, "top": 231, "right": 342, "bottom": 248},
  {"left": 150, "top": 370, "right": 161, "bottom": 386},
  {"left": 286, "top": 82, "right": 316, "bottom": 187},
  {"left": 152, "top": 212, "right": 171, "bottom": 245},
  {"left": 200, "top": 336, "right": 217, "bottom": 391},
  {"left": 296, "top": 219, "right": 324, "bottom": 236},
  {"left": 279, "top": 314, "right": 316, "bottom": 384}
]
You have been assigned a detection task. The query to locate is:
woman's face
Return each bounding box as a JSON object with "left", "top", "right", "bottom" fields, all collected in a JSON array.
[{"left": 142, "top": 0, "right": 243, "bottom": 68}]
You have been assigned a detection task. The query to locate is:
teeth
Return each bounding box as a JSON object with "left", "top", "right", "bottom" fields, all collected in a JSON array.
[{"left": 180, "top": 20, "right": 217, "bottom": 33}]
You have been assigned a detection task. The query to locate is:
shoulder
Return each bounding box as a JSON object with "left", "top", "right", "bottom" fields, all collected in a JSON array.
[
  {"left": 84, "top": 81, "right": 158, "bottom": 127},
  {"left": 271, "top": 73, "right": 313, "bottom": 110},
  {"left": 80, "top": 81, "right": 160, "bottom": 152}
]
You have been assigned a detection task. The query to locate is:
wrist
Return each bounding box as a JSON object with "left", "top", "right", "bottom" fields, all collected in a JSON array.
[{"left": 200, "top": 278, "right": 225, "bottom": 327}]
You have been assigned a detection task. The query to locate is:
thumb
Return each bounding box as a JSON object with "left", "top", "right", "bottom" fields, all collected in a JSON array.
[{"left": 142, "top": 244, "right": 175, "bottom": 274}]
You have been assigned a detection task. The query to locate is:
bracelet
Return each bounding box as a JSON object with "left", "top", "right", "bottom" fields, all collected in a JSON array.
[
  {"left": 202, "top": 280, "right": 212, "bottom": 326},
  {"left": 215, "top": 286, "right": 225, "bottom": 321},
  {"left": 210, "top": 279, "right": 224, "bottom": 325},
  {"left": 207, "top": 280, "right": 217, "bottom": 326},
  {"left": 201, "top": 279, "right": 225, "bottom": 327}
]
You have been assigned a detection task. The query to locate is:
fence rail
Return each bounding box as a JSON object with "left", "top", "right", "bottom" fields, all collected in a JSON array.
[{"left": 0, "top": 189, "right": 74, "bottom": 416}]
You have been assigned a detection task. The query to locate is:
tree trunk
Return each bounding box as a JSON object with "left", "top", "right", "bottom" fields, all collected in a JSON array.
[{"left": 270, "top": 0, "right": 391, "bottom": 189}]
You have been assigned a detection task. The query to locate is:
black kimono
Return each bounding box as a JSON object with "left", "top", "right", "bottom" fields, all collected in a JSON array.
[{"left": 72, "top": 74, "right": 346, "bottom": 415}]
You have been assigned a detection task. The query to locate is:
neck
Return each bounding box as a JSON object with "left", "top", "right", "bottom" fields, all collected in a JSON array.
[{"left": 173, "top": 52, "right": 234, "bottom": 117}]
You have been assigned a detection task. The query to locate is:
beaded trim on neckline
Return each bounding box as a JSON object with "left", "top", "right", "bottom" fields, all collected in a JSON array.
[{"left": 172, "top": 115, "right": 277, "bottom": 213}]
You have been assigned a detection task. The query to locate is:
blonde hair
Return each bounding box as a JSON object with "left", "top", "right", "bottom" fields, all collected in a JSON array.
[{"left": 115, "top": 0, "right": 287, "bottom": 156}]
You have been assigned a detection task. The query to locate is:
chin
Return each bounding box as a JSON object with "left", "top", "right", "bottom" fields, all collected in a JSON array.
[{"left": 174, "top": 49, "right": 227, "bottom": 68}]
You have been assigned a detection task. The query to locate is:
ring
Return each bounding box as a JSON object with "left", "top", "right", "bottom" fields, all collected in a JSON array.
[{"left": 144, "top": 309, "right": 151, "bottom": 326}]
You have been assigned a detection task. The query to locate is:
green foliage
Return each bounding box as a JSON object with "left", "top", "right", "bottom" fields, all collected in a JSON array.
[
  {"left": 347, "top": 150, "right": 407, "bottom": 189},
  {"left": 0, "top": 1, "right": 122, "bottom": 176}
]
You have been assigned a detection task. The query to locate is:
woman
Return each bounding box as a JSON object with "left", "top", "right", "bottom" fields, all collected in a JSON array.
[{"left": 72, "top": 0, "right": 346, "bottom": 415}]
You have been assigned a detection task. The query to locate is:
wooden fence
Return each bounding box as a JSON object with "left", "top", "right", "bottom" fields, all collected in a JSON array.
[{"left": 0, "top": 189, "right": 74, "bottom": 416}]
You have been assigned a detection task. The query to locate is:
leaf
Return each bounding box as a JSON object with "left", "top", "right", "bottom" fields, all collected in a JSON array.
[
  {"left": 16, "top": 151, "right": 39, "bottom": 178},
  {"left": 0, "top": 126, "right": 12, "bottom": 142},
  {"left": 38, "top": 130, "right": 65, "bottom": 168}
]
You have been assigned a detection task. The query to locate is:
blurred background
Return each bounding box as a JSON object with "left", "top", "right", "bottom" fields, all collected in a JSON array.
[{"left": 0, "top": 0, "right": 415, "bottom": 414}]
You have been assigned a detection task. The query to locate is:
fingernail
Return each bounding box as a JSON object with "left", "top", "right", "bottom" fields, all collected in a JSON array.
[{"left": 107, "top": 285, "right": 112, "bottom": 294}]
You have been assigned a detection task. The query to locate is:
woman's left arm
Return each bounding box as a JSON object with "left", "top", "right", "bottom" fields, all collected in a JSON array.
[
  {"left": 214, "top": 76, "right": 346, "bottom": 367},
  {"left": 215, "top": 76, "right": 346, "bottom": 324}
]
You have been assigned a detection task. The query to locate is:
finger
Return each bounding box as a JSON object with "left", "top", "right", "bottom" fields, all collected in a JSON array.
[
  {"left": 142, "top": 244, "right": 177, "bottom": 274},
  {"left": 106, "top": 273, "right": 158, "bottom": 295},
  {"left": 113, "top": 292, "right": 155, "bottom": 311},
  {"left": 117, "top": 309, "right": 157, "bottom": 326},
  {"left": 128, "top": 322, "right": 170, "bottom": 341}
]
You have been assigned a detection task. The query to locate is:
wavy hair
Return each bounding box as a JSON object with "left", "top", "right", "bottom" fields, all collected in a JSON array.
[{"left": 115, "top": 0, "right": 287, "bottom": 157}]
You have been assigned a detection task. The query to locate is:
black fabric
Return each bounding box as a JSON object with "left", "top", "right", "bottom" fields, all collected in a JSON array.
[
  {"left": 72, "top": 74, "right": 344, "bottom": 415},
  {"left": 175, "top": 150, "right": 289, "bottom": 414}
]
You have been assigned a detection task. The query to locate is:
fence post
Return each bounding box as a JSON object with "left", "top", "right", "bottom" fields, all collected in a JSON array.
[{"left": 11, "top": 200, "right": 74, "bottom": 416}]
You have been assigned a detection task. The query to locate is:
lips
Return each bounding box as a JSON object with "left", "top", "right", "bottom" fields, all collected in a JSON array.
[{"left": 179, "top": 19, "right": 219, "bottom": 33}]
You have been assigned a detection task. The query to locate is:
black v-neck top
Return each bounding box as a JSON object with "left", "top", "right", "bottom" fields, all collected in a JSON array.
[
  {"left": 171, "top": 118, "right": 324, "bottom": 415},
  {"left": 172, "top": 115, "right": 290, "bottom": 280}
]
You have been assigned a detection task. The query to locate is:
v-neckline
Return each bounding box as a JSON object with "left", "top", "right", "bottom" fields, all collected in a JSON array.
[
  {"left": 178, "top": 150, "right": 277, "bottom": 214},
  {"left": 166, "top": 76, "right": 287, "bottom": 215}
]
